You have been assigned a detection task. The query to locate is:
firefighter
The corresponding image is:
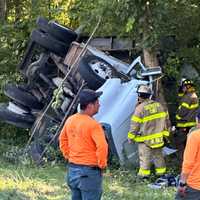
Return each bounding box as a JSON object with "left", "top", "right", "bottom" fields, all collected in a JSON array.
[
  {"left": 175, "top": 79, "right": 199, "bottom": 166},
  {"left": 128, "top": 84, "right": 170, "bottom": 178},
  {"left": 178, "top": 78, "right": 186, "bottom": 98}
]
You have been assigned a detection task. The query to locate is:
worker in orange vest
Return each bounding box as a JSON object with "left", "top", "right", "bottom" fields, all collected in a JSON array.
[
  {"left": 59, "top": 89, "right": 108, "bottom": 200},
  {"left": 175, "top": 109, "right": 200, "bottom": 199}
]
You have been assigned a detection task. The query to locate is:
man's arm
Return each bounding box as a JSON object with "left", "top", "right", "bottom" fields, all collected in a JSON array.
[
  {"left": 176, "top": 96, "right": 197, "bottom": 120},
  {"left": 128, "top": 105, "right": 143, "bottom": 142},
  {"left": 92, "top": 123, "right": 108, "bottom": 169},
  {"left": 178, "top": 132, "right": 199, "bottom": 195},
  {"left": 59, "top": 123, "right": 69, "bottom": 160},
  {"left": 182, "top": 132, "right": 198, "bottom": 176}
]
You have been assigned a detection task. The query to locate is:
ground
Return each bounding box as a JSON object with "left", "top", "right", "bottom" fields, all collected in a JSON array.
[{"left": 0, "top": 159, "right": 176, "bottom": 200}]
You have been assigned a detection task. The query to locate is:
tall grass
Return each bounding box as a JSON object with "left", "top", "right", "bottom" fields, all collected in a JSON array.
[{"left": 0, "top": 159, "right": 176, "bottom": 200}]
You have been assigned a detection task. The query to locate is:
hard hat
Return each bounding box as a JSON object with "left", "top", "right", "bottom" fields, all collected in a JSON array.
[
  {"left": 182, "top": 79, "right": 194, "bottom": 87},
  {"left": 180, "top": 77, "right": 186, "bottom": 85},
  {"left": 137, "top": 84, "right": 152, "bottom": 95}
]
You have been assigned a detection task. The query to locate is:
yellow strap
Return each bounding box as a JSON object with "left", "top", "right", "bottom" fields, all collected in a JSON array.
[
  {"left": 181, "top": 102, "right": 199, "bottom": 109},
  {"left": 131, "top": 115, "right": 142, "bottom": 123},
  {"left": 138, "top": 168, "right": 151, "bottom": 176},
  {"left": 177, "top": 122, "right": 197, "bottom": 127},
  {"left": 143, "top": 112, "right": 168, "bottom": 122},
  {"left": 163, "top": 131, "right": 170, "bottom": 136},
  {"left": 155, "top": 167, "right": 166, "bottom": 174},
  {"left": 134, "top": 131, "right": 169, "bottom": 142},
  {"left": 131, "top": 112, "right": 168, "bottom": 123},
  {"left": 127, "top": 132, "right": 136, "bottom": 139},
  {"left": 150, "top": 142, "right": 164, "bottom": 148},
  {"left": 176, "top": 114, "right": 181, "bottom": 120},
  {"left": 178, "top": 93, "right": 184, "bottom": 97}
]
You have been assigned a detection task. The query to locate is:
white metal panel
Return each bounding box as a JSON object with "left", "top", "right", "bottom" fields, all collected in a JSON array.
[{"left": 95, "top": 78, "right": 148, "bottom": 163}]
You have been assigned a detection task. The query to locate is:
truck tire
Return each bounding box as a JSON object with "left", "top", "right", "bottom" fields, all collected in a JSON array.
[
  {"left": 48, "top": 21, "right": 78, "bottom": 44},
  {"left": 36, "top": 16, "right": 49, "bottom": 33},
  {"left": 78, "top": 55, "right": 114, "bottom": 90},
  {"left": 31, "top": 29, "right": 69, "bottom": 57},
  {"left": 36, "top": 17, "right": 77, "bottom": 44},
  {"left": 4, "top": 84, "right": 44, "bottom": 110},
  {"left": 0, "top": 103, "right": 35, "bottom": 128}
]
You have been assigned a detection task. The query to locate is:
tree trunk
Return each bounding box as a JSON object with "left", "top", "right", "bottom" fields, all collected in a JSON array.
[
  {"left": 143, "top": 48, "right": 159, "bottom": 67},
  {"left": 0, "top": 0, "right": 6, "bottom": 23},
  {"left": 15, "top": 0, "right": 21, "bottom": 22},
  {"left": 143, "top": 48, "right": 168, "bottom": 111},
  {"left": 142, "top": 3, "right": 168, "bottom": 111}
]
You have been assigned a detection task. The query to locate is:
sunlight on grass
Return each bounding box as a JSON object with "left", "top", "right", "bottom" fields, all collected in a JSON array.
[
  {"left": 1, "top": 176, "right": 58, "bottom": 196},
  {"left": 0, "top": 160, "right": 176, "bottom": 200},
  {"left": 0, "top": 161, "right": 69, "bottom": 200}
]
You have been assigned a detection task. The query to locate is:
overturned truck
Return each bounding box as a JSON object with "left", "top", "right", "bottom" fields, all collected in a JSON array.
[{"left": 0, "top": 17, "right": 162, "bottom": 166}]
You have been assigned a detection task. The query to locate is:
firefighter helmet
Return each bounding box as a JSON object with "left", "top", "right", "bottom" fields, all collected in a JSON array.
[
  {"left": 137, "top": 85, "right": 152, "bottom": 95},
  {"left": 182, "top": 79, "right": 194, "bottom": 87}
]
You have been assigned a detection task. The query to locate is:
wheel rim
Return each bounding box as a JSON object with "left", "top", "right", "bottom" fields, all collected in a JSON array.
[{"left": 89, "top": 59, "right": 113, "bottom": 80}]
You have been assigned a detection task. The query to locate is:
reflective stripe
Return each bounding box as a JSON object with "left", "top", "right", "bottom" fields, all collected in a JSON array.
[
  {"left": 127, "top": 132, "right": 136, "bottom": 139},
  {"left": 163, "top": 131, "right": 170, "bottom": 136},
  {"left": 131, "top": 112, "right": 168, "bottom": 123},
  {"left": 133, "top": 131, "right": 169, "bottom": 142},
  {"left": 143, "top": 112, "right": 167, "bottom": 122},
  {"left": 138, "top": 168, "right": 150, "bottom": 176},
  {"left": 150, "top": 142, "right": 164, "bottom": 148},
  {"left": 178, "top": 93, "right": 184, "bottom": 97},
  {"left": 131, "top": 115, "right": 142, "bottom": 123},
  {"left": 176, "top": 114, "right": 181, "bottom": 120},
  {"left": 177, "top": 122, "right": 197, "bottom": 127},
  {"left": 181, "top": 102, "right": 199, "bottom": 109},
  {"left": 155, "top": 167, "right": 166, "bottom": 175}
]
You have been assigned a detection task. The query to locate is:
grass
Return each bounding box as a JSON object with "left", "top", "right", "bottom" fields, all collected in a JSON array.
[
  {"left": 0, "top": 138, "right": 177, "bottom": 199},
  {"left": 0, "top": 159, "right": 176, "bottom": 200},
  {"left": 0, "top": 160, "right": 68, "bottom": 200}
]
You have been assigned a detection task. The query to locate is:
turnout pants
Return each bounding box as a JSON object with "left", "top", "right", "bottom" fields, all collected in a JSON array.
[
  {"left": 174, "top": 127, "right": 190, "bottom": 167},
  {"left": 138, "top": 143, "right": 166, "bottom": 177}
]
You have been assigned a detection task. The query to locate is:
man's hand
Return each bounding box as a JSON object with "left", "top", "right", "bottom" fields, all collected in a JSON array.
[
  {"left": 177, "top": 181, "right": 187, "bottom": 197},
  {"left": 178, "top": 186, "right": 187, "bottom": 197}
]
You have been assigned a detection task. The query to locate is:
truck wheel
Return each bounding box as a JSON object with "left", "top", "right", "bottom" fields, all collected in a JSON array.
[
  {"left": 31, "top": 29, "right": 69, "bottom": 57},
  {"left": 48, "top": 21, "right": 78, "bottom": 44},
  {"left": 4, "top": 84, "right": 44, "bottom": 110},
  {"left": 0, "top": 103, "right": 35, "bottom": 128},
  {"left": 36, "top": 17, "right": 77, "bottom": 44},
  {"left": 36, "top": 16, "right": 49, "bottom": 33},
  {"left": 78, "top": 55, "right": 114, "bottom": 90}
]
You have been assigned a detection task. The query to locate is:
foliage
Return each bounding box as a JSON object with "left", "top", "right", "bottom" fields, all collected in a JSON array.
[
  {"left": 163, "top": 53, "right": 181, "bottom": 81},
  {"left": 0, "top": 0, "right": 77, "bottom": 139},
  {"left": 68, "top": 0, "right": 200, "bottom": 68},
  {"left": 2, "top": 145, "right": 32, "bottom": 165}
]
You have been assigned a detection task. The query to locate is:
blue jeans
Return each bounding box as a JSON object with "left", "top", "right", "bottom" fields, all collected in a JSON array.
[
  {"left": 175, "top": 186, "right": 200, "bottom": 200},
  {"left": 66, "top": 164, "right": 103, "bottom": 200}
]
